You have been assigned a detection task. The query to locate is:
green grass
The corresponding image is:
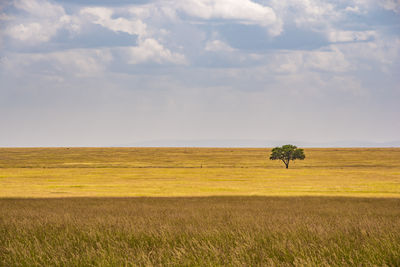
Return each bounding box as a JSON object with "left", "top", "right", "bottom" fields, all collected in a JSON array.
[
  {"left": 1, "top": 148, "right": 399, "bottom": 197},
  {"left": 1, "top": 197, "right": 400, "bottom": 266}
]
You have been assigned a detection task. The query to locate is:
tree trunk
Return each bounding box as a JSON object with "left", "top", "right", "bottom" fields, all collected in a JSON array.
[{"left": 282, "top": 159, "right": 290, "bottom": 169}]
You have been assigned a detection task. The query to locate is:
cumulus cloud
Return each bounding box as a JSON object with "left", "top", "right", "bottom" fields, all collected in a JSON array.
[
  {"left": 175, "top": 0, "right": 282, "bottom": 36},
  {"left": 5, "top": 0, "right": 78, "bottom": 44},
  {"left": 267, "top": 35, "right": 399, "bottom": 77},
  {"left": 3, "top": 0, "right": 187, "bottom": 66},
  {"left": 80, "top": 7, "right": 147, "bottom": 36},
  {"left": 79, "top": 5, "right": 186, "bottom": 66},
  {"left": 2, "top": 0, "right": 399, "bottom": 78},
  {"left": 345, "top": 6, "right": 363, "bottom": 14},
  {"left": 1, "top": 0, "right": 400, "bottom": 146},
  {"left": 270, "top": 0, "right": 338, "bottom": 29},
  {"left": 7, "top": 21, "right": 59, "bottom": 43},
  {"left": 125, "top": 38, "right": 186, "bottom": 65},
  {"left": 333, "top": 0, "right": 400, "bottom": 15},
  {"left": 205, "top": 40, "right": 235, "bottom": 52},
  {"left": 13, "top": 0, "right": 64, "bottom": 18}
]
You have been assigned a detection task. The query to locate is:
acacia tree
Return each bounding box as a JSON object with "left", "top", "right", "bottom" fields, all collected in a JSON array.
[{"left": 270, "top": 144, "right": 305, "bottom": 169}]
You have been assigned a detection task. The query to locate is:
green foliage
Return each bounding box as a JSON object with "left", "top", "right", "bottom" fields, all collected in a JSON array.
[{"left": 270, "top": 144, "right": 306, "bottom": 168}]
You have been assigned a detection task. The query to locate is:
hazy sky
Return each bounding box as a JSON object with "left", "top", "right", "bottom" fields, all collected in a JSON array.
[{"left": 1, "top": 0, "right": 399, "bottom": 147}]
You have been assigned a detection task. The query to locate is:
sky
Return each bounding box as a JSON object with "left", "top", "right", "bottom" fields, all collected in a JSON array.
[{"left": 0, "top": 0, "right": 399, "bottom": 147}]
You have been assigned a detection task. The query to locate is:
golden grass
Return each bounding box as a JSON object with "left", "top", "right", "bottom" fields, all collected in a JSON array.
[
  {"left": 1, "top": 197, "right": 400, "bottom": 266},
  {"left": 0, "top": 147, "right": 399, "bottom": 198},
  {"left": 1, "top": 148, "right": 400, "bottom": 265}
]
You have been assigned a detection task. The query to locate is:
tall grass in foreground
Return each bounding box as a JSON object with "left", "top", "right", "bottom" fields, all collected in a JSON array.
[{"left": 1, "top": 197, "right": 400, "bottom": 266}]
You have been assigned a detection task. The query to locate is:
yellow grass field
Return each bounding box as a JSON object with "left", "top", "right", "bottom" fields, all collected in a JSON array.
[
  {"left": 1, "top": 147, "right": 400, "bottom": 266},
  {"left": 1, "top": 147, "right": 399, "bottom": 198}
]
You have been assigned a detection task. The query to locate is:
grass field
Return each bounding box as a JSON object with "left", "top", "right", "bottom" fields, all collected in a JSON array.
[
  {"left": 1, "top": 197, "right": 400, "bottom": 266},
  {"left": 1, "top": 147, "right": 400, "bottom": 197},
  {"left": 1, "top": 147, "right": 400, "bottom": 266}
]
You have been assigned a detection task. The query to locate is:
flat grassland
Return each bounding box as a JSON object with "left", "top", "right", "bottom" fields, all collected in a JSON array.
[
  {"left": 1, "top": 197, "right": 400, "bottom": 266},
  {"left": 0, "top": 147, "right": 399, "bottom": 197},
  {"left": 1, "top": 148, "right": 400, "bottom": 266}
]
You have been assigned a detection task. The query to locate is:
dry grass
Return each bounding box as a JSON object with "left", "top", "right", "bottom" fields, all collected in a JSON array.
[
  {"left": 1, "top": 196, "right": 400, "bottom": 266},
  {"left": 0, "top": 148, "right": 399, "bottom": 197},
  {"left": 1, "top": 148, "right": 400, "bottom": 265}
]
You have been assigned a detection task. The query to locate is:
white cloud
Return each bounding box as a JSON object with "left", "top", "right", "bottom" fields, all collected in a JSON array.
[
  {"left": 205, "top": 40, "right": 235, "bottom": 52},
  {"left": 125, "top": 38, "right": 186, "bottom": 65},
  {"left": 4, "top": 0, "right": 186, "bottom": 65},
  {"left": 3, "top": 0, "right": 399, "bottom": 75},
  {"left": 304, "top": 48, "right": 351, "bottom": 72},
  {"left": 3, "top": 48, "right": 113, "bottom": 77},
  {"left": 128, "top": 4, "right": 177, "bottom": 21},
  {"left": 264, "top": 36, "right": 398, "bottom": 77},
  {"left": 332, "top": 37, "right": 400, "bottom": 71},
  {"left": 259, "top": 47, "right": 351, "bottom": 74},
  {"left": 175, "top": 0, "right": 282, "bottom": 36},
  {"left": 5, "top": 0, "right": 78, "bottom": 44},
  {"left": 78, "top": 5, "right": 191, "bottom": 65},
  {"left": 270, "top": 0, "right": 338, "bottom": 29},
  {"left": 13, "top": 0, "right": 65, "bottom": 18},
  {"left": 50, "top": 49, "right": 113, "bottom": 76},
  {"left": 176, "top": 0, "right": 276, "bottom": 24},
  {"left": 80, "top": 7, "right": 147, "bottom": 36},
  {"left": 296, "top": 0, "right": 335, "bottom": 18},
  {"left": 327, "top": 30, "right": 376, "bottom": 43},
  {"left": 271, "top": 52, "right": 303, "bottom": 74},
  {"left": 335, "top": 0, "right": 399, "bottom": 15},
  {"left": 78, "top": 5, "right": 188, "bottom": 65},
  {"left": 344, "top": 6, "right": 363, "bottom": 14},
  {"left": 7, "top": 22, "right": 55, "bottom": 43},
  {"left": 380, "top": 0, "right": 400, "bottom": 13}
]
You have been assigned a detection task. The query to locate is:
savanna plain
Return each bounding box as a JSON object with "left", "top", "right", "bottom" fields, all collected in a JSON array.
[{"left": 1, "top": 148, "right": 400, "bottom": 266}]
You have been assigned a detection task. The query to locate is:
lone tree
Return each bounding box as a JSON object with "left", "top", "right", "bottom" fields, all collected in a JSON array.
[{"left": 270, "top": 144, "right": 305, "bottom": 169}]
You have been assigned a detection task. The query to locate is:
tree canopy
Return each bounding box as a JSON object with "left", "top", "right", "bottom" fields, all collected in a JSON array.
[{"left": 269, "top": 144, "right": 305, "bottom": 169}]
